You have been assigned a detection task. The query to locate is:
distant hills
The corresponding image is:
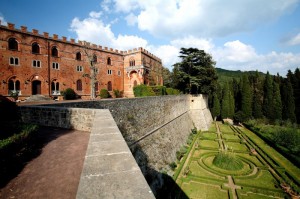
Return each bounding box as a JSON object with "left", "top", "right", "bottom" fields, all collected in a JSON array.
[{"left": 216, "top": 67, "right": 266, "bottom": 85}]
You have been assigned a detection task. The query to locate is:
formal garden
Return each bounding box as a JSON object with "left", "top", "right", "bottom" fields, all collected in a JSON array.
[{"left": 171, "top": 122, "right": 300, "bottom": 199}]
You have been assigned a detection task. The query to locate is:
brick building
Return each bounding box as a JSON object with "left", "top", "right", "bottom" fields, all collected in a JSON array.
[{"left": 0, "top": 21, "right": 163, "bottom": 100}]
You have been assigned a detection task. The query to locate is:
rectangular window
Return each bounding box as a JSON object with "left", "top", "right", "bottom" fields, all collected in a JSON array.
[
  {"left": 107, "top": 69, "right": 112, "bottom": 75},
  {"left": 52, "top": 62, "right": 59, "bottom": 70},
  {"left": 32, "top": 60, "right": 41, "bottom": 68},
  {"left": 118, "top": 70, "right": 121, "bottom": 76},
  {"left": 77, "top": 65, "right": 83, "bottom": 72},
  {"left": 9, "top": 57, "right": 19, "bottom": 66}
]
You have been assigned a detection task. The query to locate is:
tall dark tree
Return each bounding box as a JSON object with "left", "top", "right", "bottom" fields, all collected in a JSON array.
[
  {"left": 281, "top": 79, "right": 296, "bottom": 123},
  {"left": 211, "top": 93, "right": 221, "bottom": 120},
  {"left": 161, "top": 66, "right": 173, "bottom": 87},
  {"left": 241, "top": 74, "right": 252, "bottom": 119},
  {"left": 173, "top": 48, "right": 218, "bottom": 94},
  {"left": 272, "top": 81, "right": 282, "bottom": 121},
  {"left": 263, "top": 72, "right": 274, "bottom": 119},
  {"left": 221, "top": 82, "right": 230, "bottom": 119},
  {"left": 252, "top": 71, "right": 263, "bottom": 118},
  {"left": 228, "top": 81, "right": 235, "bottom": 118}
]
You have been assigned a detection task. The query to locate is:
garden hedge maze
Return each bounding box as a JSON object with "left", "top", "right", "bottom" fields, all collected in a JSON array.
[{"left": 173, "top": 122, "right": 300, "bottom": 199}]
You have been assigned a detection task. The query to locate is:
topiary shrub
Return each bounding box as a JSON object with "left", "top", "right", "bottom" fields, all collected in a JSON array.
[
  {"left": 213, "top": 152, "right": 243, "bottom": 170},
  {"left": 133, "top": 84, "right": 155, "bottom": 97},
  {"left": 61, "top": 88, "right": 76, "bottom": 100},
  {"left": 100, "top": 89, "right": 111, "bottom": 98}
]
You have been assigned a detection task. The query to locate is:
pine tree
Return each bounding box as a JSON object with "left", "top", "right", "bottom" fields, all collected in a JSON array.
[
  {"left": 272, "top": 81, "right": 282, "bottom": 121},
  {"left": 263, "top": 72, "right": 274, "bottom": 119},
  {"left": 252, "top": 71, "right": 263, "bottom": 118},
  {"left": 228, "top": 81, "right": 235, "bottom": 118},
  {"left": 241, "top": 74, "right": 252, "bottom": 119},
  {"left": 281, "top": 79, "right": 296, "bottom": 123}
]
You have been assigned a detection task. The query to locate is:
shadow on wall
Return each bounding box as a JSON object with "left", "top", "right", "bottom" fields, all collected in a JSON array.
[{"left": 131, "top": 143, "right": 188, "bottom": 199}]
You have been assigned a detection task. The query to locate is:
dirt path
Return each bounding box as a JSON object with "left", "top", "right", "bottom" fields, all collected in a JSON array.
[{"left": 0, "top": 127, "right": 90, "bottom": 199}]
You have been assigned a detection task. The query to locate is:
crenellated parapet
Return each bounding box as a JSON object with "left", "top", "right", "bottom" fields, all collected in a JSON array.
[
  {"left": 122, "top": 47, "right": 161, "bottom": 63},
  {"left": 0, "top": 21, "right": 124, "bottom": 54}
]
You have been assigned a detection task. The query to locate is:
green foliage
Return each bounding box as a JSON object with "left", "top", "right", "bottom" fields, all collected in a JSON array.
[
  {"left": 113, "top": 89, "right": 123, "bottom": 98},
  {"left": 221, "top": 82, "right": 233, "bottom": 119},
  {"left": 166, "top": 88, "right": 180, "bottom": 95},
  {"left": 272, "top": 81, "right": 282, "bottom": 121},
  {"left": 241, "top": 74, "right": 253, "bottom": 120},
  {"left": 151, "top": 86, "right": 167, "bottom": 95},
  {"left": 173, "top": 48, "right": 218, "bottom": 94},
  {"left": 133, "top": 84, "right": 156, "bottom": 97},
  {"left": 211, "top": 93, "right": 220, "bottom": 119},
  {"left": 213, "top": 152, "right": 243, "bottom": 170},
  {"left": 61, "top": 88, "right": 76, "bottom": 100},
  {"left": 281, "top": 79, "right": 296, "bottom": 123},
  {"left": 99, "top": 89, "right": 111, "bottom": 98},
  {"left": 263, "top": 72, "right": 274, "bottom": 118},
  {"left": 169, "top": 162, "right": 177, "bottom": 170}
]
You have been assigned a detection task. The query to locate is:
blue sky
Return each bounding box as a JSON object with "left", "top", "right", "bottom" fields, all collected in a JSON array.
[{"left": 1, "top": 0, "right": 300, "bottom": 76}]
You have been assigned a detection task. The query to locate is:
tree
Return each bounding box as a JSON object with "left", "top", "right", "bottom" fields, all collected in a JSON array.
[
  {"left": 272, "top": 81, "right": 282, "bottom": 121},
  {"left": 252, "top": 71, "right": 263, "bottom": 119},
  {"left": 281, "top": 79, "right": 296, "bottom": 123},
  {"left": 263, "top": 72, "right": 274, "bottom": 119},
  {"left": 83, "top": 45, "right": 98, "bottom": 99},
  {"left": 241, "top": 74, "right": 252, "bottom": 120},
  {"left": 173, "top": 48, "right": 217, "bottom": 94},
  {"left": 161, "top": 66, "right": 173, "bottom": 87},
  {"left": 211, "top": 93, "right": 220, "bottom": 120},
  {"left": 221, "top": 82, "right": 231, "bottom": 119}
]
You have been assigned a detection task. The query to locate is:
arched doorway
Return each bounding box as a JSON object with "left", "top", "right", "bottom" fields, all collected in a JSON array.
[{"left": 32, "top": 80, "right": 41, "bottom": 95}]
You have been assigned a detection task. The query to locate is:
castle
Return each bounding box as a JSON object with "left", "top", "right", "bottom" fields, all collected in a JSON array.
[{"left": 0, "top": 21, "right": 163, "bottom": 100}]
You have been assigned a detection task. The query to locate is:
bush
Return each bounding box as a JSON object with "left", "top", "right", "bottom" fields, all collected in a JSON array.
[
  {"left": 133, "top": 84, "right": 156, "bottom": 97},
  {"left": 151, "top": 86, "right": 167, "bottom": 95},
  {"left": 113, "top": 89, "right": 123, "bottom": 98},
  {"left": 166, "top": 88, "right": 180, "bottom": 95},
  {"left": 169, "top": 162, "right": 177, "bottom": 170},
  {"left": 213, "top": 152, "right": 243, "bottom": 170},
  {"left": 100, "top": 89, "right": 111, "bottom": 98},
  {"left": 61, "top": 88, "right": 76, "bottom": 100}
]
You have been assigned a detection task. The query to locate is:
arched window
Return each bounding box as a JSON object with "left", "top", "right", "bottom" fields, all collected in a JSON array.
[
  {"left": 76, "top": 79, "right": 82, "bottom": 91},
  {"left": 32, "top": 42, "right": 40, "bottom": 54},
  {"left": 76, "top": 52, "right": 81, "bottom": 60},
  {"left": 8, "top": 38, "right": 18, "bottom": 50},
  {"left": 107, "top": 81, "right": 112, "bottom": 91},
  {"left": 107, "top": 57, "right": 111, "bottom": 65},
  {"left": 129, "top": 58, "right": 135, "bottom": 66},
  {"left": 51, "top": 46, "right": 58, "bottom": 57},
  {"left": 15, "top": 80, "right": 20, "bottom": 91},
  {"left": 8, "top": 79, "right": 20, "bottom": 94},
  {"left": 51, "top": 81, "right": 60, "bottom": 95},
  {"left": 93, "top": 54, "right": 97, "bottom": 63},
  {"left": 8, "top": 80, "right": 14, "bottom": 91}
]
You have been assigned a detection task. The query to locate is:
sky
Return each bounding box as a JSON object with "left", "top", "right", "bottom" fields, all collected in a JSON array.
[{"left": 1, "top": 0, "right": 300, "bottom": 76}]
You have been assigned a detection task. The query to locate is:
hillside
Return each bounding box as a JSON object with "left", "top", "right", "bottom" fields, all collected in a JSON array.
[{"left": 216, "top": 67, "right": 266, "bottom": 85}]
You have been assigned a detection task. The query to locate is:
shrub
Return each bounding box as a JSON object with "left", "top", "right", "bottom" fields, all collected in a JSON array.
[
  {"left": 213, "top": 152, "right": 243, "bottom": 170},
  {"left": 133, "top": 84, "right": 155, "bottom": 97},
  {"left": 169, "top": 162, "right": 177, "bottom": 170},
  {"left": 100, "top": 89, "right": 111, "bottom": 98},
  {"left": 113, "top": 89, "right": 123, "bottom": 98},
  {"left": 166, "top": 88, "right": 180, "bottom": 95},
  {"left": 151, "top": 86, "right": 167, "bottom": 95},
  {"left": 61, "top": 88, "right": 76, "bottom": 100}
]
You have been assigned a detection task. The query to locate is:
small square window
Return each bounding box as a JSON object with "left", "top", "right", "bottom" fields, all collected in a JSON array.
[
  {"left": 107, "top": 70, "right": 112, "bottom": 75},
  {"left": 52, "top": 62, "right": 59, "bottom": 70},
  {"left": 77, "top": 66, "right": 83, "bottom": 72}
]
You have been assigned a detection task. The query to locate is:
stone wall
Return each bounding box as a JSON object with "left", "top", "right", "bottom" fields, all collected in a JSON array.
[
  {"left": 19, "top": 106, "right": 96, "bottom": 131},
  {"left": 20, "top": 94, "right": 212, "bottom": 194}
]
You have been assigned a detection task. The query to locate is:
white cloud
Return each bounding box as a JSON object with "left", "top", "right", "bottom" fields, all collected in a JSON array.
[
  {"left": 170, "top": 36, "right": 214, "bottom": 52},
  {"left": 112, "top": 0, "right": 298, "bottom": 38},
  {"left": 148, "top": 45, "right": 180, "bottom": 70},
  {"left": 89, "top": 11, "right": 102, "bottom": 18},
  {"left": 125, "top": 13, "right": 137, "bottom": 26},
  {"left": 69, "top": 15, "right": 147, "bottom": 50},
  {"left": 0, "top": 14, "right": 7, "bottom": 26},
  {"left": 286, "top": 32, "right": 300, "bottom": 46}
]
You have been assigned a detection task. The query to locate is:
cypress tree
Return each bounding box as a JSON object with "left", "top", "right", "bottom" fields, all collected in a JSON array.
[
  {"left": 272, "top": 81, "right": 282, "bottom": 121},
  {"left": 228, "top": 81, "right": 235, "bottom": 118},
  {"left": 212, "top": 93, "right": 221, "bottom": 120},
  {"left": 241, "top": 74, "right": 252, "bottom": 119},
  {"left": 263, "top": 72, "right": 274, "bottom": 119},
  {"left": 252, "top": 71, "right": 263, "bottom": 118},
  {"left": 281, "top": 79, "right": 296, "bottom": 123},
  {"left": 221, "top": 82, "right": 230, "bottom": 119}
]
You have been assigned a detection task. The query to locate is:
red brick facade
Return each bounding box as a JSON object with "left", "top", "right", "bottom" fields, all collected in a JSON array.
[{"left": 0, "top": 22, "right": 163, "bottom": 100}]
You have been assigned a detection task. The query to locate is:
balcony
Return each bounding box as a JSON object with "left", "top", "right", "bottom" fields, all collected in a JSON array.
[{"left": 52, "top": 90, "right": 61, "bottom": 95}]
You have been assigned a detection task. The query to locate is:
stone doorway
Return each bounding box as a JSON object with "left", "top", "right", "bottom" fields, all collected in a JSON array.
[{"left": 32, "top": 80, "right": 41, "bottom": 95}]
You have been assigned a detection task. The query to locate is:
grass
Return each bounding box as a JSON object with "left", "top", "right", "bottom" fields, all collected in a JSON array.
[
  {"left": 201, "top": 132, "right": 217, "bottom": 140},
  {"left": 199, "top": 140, "right": 219, "bottom": 149},
  {"left": 225, "top": 142, "right": 249, "bottom": 152}
]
